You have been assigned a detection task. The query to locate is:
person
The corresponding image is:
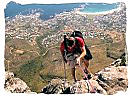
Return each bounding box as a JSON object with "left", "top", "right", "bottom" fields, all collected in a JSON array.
[{"left": 60, "top": 31, "right": 92, "bottom": 82}]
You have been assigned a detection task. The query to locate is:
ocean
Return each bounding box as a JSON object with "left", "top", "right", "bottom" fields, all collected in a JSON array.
[
  {"left": 5, "top": 2, "right": 120, "bottom": 20},
  {"left": 80, "top": 3, "right": 120, "bottom": 13},
  {"left": 4, "top": 1, "right": 83, "bottom": 20}
]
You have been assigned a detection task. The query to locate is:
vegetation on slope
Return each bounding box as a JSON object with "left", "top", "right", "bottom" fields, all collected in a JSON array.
[{"left": 4, "top": 34, "right": 126, "bottom": 92}]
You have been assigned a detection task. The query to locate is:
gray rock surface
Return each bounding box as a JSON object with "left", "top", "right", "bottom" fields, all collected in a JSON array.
[
  {"left": 4, "top": 71, "right": 32, "bottom": 93},
  {"left": 96, "top": 66, "right": 128, "bottom": 95},
  {"left": 41, "top": 58, "right": 128, "bottom": 95}
]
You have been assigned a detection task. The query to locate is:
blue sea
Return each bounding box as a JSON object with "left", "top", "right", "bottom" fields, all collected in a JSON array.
[
  {"left": 4, "top": 1, "right": 83, "bottom": 20},
  {"left": 5, "top": 1, "right": 120, "bottom": 20},
  {"left": 80, "top": 3, "right": 120, "bottom": 13}
]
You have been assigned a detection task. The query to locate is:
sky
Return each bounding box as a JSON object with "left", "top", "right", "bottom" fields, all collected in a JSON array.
[
  {"left": 3, "top": 0, "right": 129, "bottom": 6},
  {"left": 0, "top": 0, "right": 130, "bottom": 96},
  {"left": 4, "top": 0, "right": 127, "bottom": 4}
]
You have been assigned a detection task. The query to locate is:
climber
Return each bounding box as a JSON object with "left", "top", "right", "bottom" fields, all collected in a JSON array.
[{"left": 60, "top": 31, "right": 93, "bottom": 82}]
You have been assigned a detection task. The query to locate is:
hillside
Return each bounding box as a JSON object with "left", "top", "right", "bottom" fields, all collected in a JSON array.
[
  {"left": 4, "top": 2, "right": 127, "bottom": 93},
  {"left": 4, "top": 35, "right": 126, "bottom": 92}
]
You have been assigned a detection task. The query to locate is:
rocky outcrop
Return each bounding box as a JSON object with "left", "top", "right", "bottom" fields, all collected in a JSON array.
[
  {"left": 41, "top": 78, "right": 108, "bottom": 94},
  {"left": 4, "top": 71, "right": 32, "bottom": 93},
  {"left": 96, "top": 66, "right": 127, "bottom": 95},
  {"left": 70, "top": 79, "right": 107, "bottom": 94},
  {"left": 4, "top": 57, "right": 127, "bottom": 94},
  {"left": 111, "top": 53, "right": 127, "bottom": 66},
  {"left": 41, "top": 78, "right": 70, "bottom": 94},
  {"left": 41, "top": 58, "right": 128, "bottom": 95},
  {"left": 41, "top": 78, "right": 107, "bottom": 94}
]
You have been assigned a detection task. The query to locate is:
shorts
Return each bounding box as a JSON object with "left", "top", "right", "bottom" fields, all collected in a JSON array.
[{"left": 66, "top": 53, "right": 79, "bottom": 68}]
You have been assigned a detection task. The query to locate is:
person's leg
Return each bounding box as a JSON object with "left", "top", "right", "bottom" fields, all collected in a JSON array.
[
  {"left": 83, "top": 59, "right": 93, "bottom": 80},
  {"left": 83, "top": 59, "right": 90, "bottom": 74},
  {"left": 68, "top": 59, "right": 77, "bottom": 82}
]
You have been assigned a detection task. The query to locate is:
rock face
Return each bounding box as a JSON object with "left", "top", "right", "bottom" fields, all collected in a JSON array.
[
  {"left": 41, "top": 58, "right": 128, "bottom": 95},
  {"left": 96, "top": 66, "right": 128, "bottom": 95},
  {"left": 41, "top": 78, "right": 70, "bottom": 94},
  {"left": 70, "top": 80, "right": 107, "bottom": 94},
  {"left": 4, "top": 71, "right": 31, "bottom": 93},
  {"left": 4, "top": 57, "right": 127, "bottom": 94}
]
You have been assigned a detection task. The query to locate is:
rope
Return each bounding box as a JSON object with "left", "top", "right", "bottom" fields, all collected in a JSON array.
[
  {"left": 84, "top": 80, "right": 90, "bottom": 92},
  {"left": 78, "top": 62, "right": 96, "bottom": 93}
]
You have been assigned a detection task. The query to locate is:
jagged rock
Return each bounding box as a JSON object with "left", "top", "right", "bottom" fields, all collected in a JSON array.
[
  {"left": 41, "top": 78, "right": 70, "bottom": 94},
  {"left": 4, "top": 71, "right": 32, "bottom": 93},
  {"left": 120, "top": 52, "right": 128, "bottom": 66},
  {"left": 111, "top": 59, "right": 122, "bottom": 66},
  {"left": 5, "top": 71, "right": 14, "bottom": 80},
  {"left": 70, "top": 80, "right": 107, "bottom": 94},
  {"left": 41, "top": 64, "right": 127, "bottom": 95},
  {"left": 111, "top": 54, "right": 127, "bottom": 66},
  {"left": 96, "top": 66, "right": 128, "bottom": 95},
  {"left": 41, "top": 78, "right": 107, "bottom": 94},
  {"left": 96, "top": 78, "right": 111, "bottom": 92}
]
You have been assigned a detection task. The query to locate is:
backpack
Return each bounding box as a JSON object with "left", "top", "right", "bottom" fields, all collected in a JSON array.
[
  {"left": 70, "top": 31, "right": 84, "bottom": 39},
  {"left": 67, "top": 31, "right": 93, "bottom": 60}
]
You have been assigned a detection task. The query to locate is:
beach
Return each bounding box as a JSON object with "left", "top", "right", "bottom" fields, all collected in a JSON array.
[
  {"left": 75, "top": 2, "right": 124, "bottom": 15},
  {"left": 5, "top": 2, "right": 126, "bottom": 47}
]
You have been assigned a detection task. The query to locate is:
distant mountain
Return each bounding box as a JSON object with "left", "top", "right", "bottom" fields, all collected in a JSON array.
[
  {"left": 5, "top": 1, "right": 23, "bottom": 17},
  {"left": 4, "top": 1, "right": 84, "bottom": 20}
]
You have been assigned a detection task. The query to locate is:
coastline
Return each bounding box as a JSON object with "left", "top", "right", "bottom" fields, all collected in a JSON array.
[{"left": 75, "top": 3, "right": 123, "bottom": 15}]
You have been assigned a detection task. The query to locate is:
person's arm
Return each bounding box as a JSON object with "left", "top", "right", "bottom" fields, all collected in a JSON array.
[
  {"left": 76, "top": 37, "right": 86, "bottom": 64},
  {"left": 76, "top": 46, "right": 86, "bottom": 64},
  {"left": 79, "top": 46, "right": 86, "bottom": 58}
]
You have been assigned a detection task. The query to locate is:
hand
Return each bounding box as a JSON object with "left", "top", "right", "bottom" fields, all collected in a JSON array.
[{"left": 76, "top": 57, "right": 81, "bottom": 65}]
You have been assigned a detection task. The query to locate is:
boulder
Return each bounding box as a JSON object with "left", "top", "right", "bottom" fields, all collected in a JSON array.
[
  {"left": 41, "top": 78, "right": 107, "bottom": 94},
  {"left": 70, "top": 80, "right": 107, "bottom": 94},
  {"left": 96, "top": 66, "right": 128, "bottom": 94},
  {"left": 4, "top": 71, "right": 32, "bottom": 93},
  {"left": 111, "top": 53, "right": 127, "bottom": 66},
  {"left": 5, "top": 71, "right": 14, "bottom": 80},
  {"left": 41, "top": 64, "right": 128, "bottom": 95},
  {"left": 41, "top": 78, "right": 70, "bottom": 94}
]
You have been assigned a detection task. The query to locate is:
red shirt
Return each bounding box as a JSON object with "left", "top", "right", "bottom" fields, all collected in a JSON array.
[{"left": 60, "top": 37, "right": 85, "bottom": 54}]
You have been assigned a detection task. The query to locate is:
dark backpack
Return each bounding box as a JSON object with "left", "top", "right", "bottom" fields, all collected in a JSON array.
[
  {"left": 70, "top": 31, "right": 84, "bottom": 39},
  {"left": 70, "top": 31, "right": 93, "bottom": 60}
]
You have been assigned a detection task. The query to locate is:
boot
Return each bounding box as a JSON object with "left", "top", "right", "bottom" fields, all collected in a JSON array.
[{"left": 83, "top": 74, "right": 92, "bottom": 80}]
